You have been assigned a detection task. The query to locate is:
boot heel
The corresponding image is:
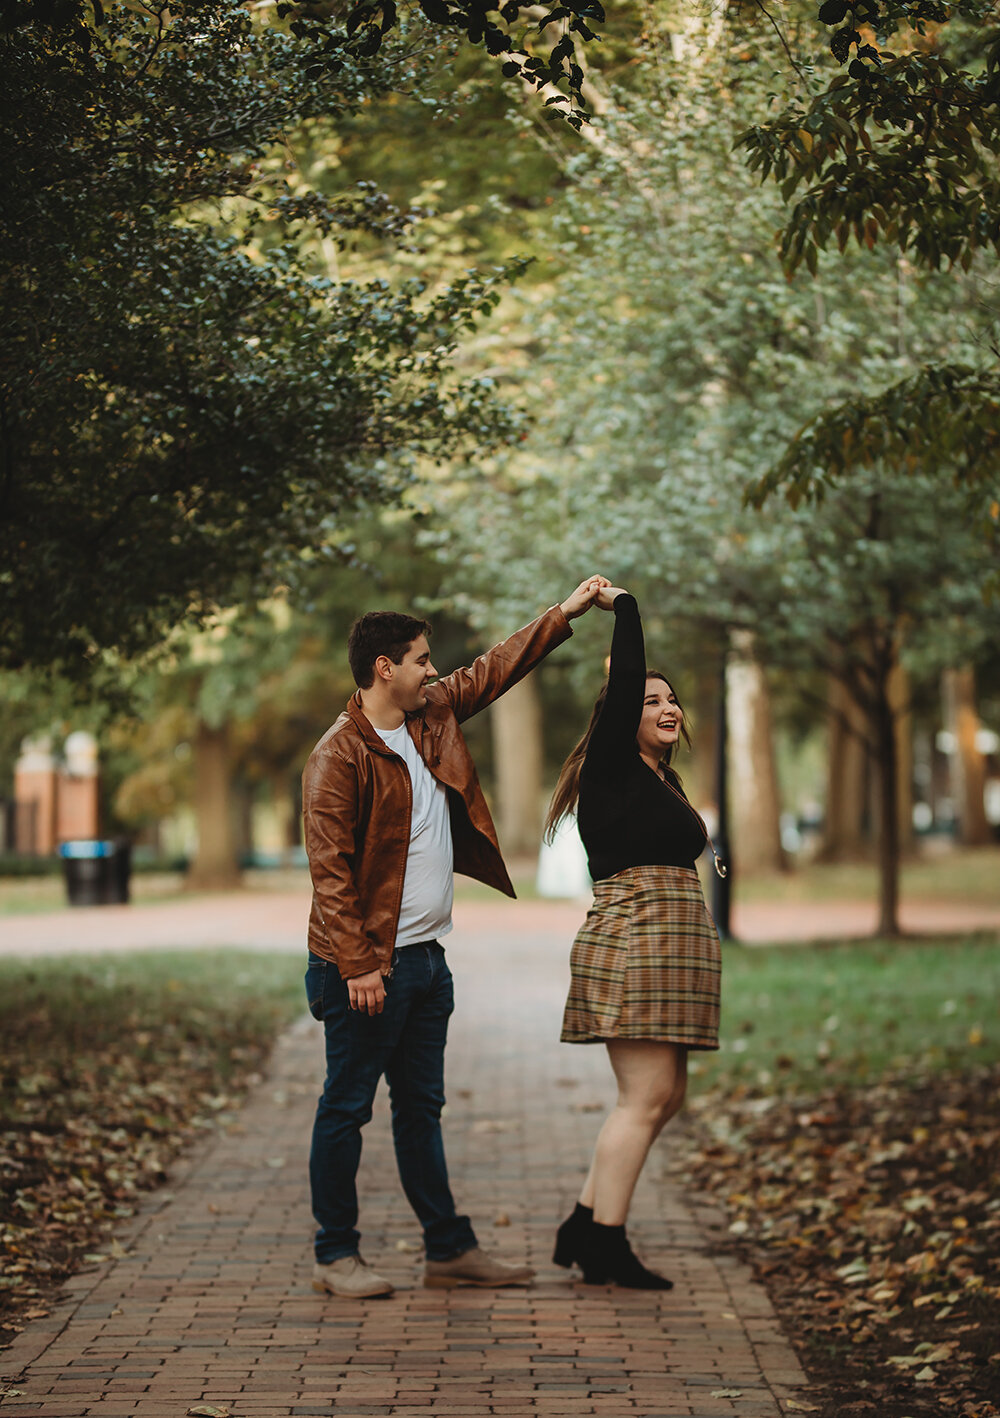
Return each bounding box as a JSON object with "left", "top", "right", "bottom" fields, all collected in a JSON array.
[
  {"left": 552, "top": 1235, "right": 575, "bottom": 1268},
  {"left": 552, "top": 1202, "right": 593, "bottom": 1270}
]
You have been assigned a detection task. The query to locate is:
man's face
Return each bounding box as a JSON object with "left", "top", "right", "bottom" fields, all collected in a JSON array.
[{"left": 387, "top": 634, "right": 438, "bottom": 712}]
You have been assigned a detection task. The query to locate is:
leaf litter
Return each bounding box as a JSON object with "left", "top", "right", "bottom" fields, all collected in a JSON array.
[
  {"left": 1, "top": 985, "right": 282, "bottom": 1343},
  {"left": 679, "top": 1063, "right": 1000, "bottom": 1417}
]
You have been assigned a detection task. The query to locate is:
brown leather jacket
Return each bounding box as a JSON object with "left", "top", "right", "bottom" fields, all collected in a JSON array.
[{"left": 302, "top": 605, "right": 573, "bottom": 978}]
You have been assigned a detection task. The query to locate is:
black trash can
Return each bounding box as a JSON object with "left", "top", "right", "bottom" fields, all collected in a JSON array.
[{"left": 59, "top": 840, "right": 132, "bottom": 906}]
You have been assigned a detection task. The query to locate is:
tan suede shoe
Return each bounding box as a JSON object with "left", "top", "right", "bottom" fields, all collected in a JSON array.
[
  {"left": 312, "top": 1254, "right": 394, "bottom": 1298},
  {"left": 424, "top": 1245, "right": 534, "bottom": 1289}
]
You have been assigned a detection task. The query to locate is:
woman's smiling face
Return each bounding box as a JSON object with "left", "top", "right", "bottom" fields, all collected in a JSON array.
[{"left": 636, "top": 675, "right": 682, "bottom": 764}]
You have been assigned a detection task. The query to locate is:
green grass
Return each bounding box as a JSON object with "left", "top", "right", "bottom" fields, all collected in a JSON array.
[
  {"left": 0, "top": 949, "right": 305, "bottom": 1075},
  {"left": 692, "top": 932, "right": 1000, "bottom": 1092},
  {"left": 0, "top": 866, "right": 309, "bottom": 916},
  {"left": 734, "top": 844, "right": 1000, "bottom": 905},
  {"left": 0, "top": 871, "right": 188, "bottom": 916}
]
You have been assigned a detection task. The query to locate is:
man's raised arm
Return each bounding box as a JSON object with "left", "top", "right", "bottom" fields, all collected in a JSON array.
[{"left": 429, "top": 576, "right": 608, "bottom": 724}]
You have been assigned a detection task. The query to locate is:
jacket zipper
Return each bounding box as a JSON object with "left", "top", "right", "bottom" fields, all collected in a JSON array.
[{"left": 385, "top": 752, "right": 413, "bottom": 977}]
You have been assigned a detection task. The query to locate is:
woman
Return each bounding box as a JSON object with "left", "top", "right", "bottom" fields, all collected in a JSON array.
[{"left": 545, "top": 584, "right": 722, "bottom": 1289}]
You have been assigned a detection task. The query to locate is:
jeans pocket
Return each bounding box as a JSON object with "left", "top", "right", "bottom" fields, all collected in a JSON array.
[{"left": 305, "top": 957, "right": 328, "bottom": 1021}]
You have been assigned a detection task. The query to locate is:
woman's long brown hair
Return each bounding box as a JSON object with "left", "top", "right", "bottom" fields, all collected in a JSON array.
[{"left": 542, "top": 671, "right": 691, "bottom": 843}]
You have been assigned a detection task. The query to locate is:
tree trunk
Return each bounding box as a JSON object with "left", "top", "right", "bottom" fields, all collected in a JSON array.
[
  {"left": 491, "top": 672, "right": 544, "bottom": 856},
  {"left": 187, "top": 721, "right": 242, "bottom": 890},
  {"left": 271, "top": 771, "right": 301, "bottom": 860},
  {"left": 726, "top": 631, "right": 787, "bottom": 873},
  {"left": 234, "top": 777, "right": 254, "bottom": 861},
  {"left": 874, "top": 687, "right": 901, "bottom": 936},
  {"left": 942, "top": 666, "right": 991, "bottom": 845},
  {"left": 819, "top": 676, "right": 868, "bottom": 861},
  {"left": 888, "top": 662, "right": 915, "bottom": 856}
]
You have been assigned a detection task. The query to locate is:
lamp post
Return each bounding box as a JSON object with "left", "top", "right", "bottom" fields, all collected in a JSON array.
[{"left": 711, "top": 648, "right": 733, "bottom": 940}]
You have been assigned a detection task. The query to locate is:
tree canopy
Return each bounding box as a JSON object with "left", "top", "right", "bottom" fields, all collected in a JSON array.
[
  {"left": 0, "top": 0, "right": 604, "bottom": 674},
  {"left": 735, "top": 0, "right": 1000, "bottom": 508}
]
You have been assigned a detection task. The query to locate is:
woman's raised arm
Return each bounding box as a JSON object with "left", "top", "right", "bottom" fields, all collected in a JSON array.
[{"left": 585, "top": 591, "right": 645, "bottom": 766}]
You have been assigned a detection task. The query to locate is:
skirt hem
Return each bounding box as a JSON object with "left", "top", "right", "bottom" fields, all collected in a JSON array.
[{"left": 560, "top": 1031, "right": 719, "bottom": 1050}]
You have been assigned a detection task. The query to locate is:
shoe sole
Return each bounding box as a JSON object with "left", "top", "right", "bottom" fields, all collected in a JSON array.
[
  {"left": 312, "top": 1279, "right": 394, "bottom": 1298},
  {"left": 423, "top": 1275, "right": 534, "bottom": 1289}
]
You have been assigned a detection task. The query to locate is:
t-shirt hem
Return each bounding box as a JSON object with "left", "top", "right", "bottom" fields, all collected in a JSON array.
[{"left": 395, "top": 918, "right": 454, "bottom": 949}]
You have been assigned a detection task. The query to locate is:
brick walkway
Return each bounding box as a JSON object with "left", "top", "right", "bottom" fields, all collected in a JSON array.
[{"left": 0, "top": 907, "right": 813, "bottom": 1418}]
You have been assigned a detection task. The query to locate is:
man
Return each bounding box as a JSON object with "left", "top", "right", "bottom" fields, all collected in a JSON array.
[{"left": 302, "top": 577, "right": 605, "bottom": 1298}]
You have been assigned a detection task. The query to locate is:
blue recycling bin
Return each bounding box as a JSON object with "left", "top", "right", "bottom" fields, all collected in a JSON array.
[{"left": 59, "top": 840, "right": 131, "bottom": 906}]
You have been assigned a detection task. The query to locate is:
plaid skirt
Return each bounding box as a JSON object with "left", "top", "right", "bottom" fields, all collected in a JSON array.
[{"left": 560, "top": 864, "right": 721, "bottom": 1049}]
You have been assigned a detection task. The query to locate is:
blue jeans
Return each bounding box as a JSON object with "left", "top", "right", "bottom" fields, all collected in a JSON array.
[{"left": 305, "top": 941, "right": 477, "bottom": 1264}]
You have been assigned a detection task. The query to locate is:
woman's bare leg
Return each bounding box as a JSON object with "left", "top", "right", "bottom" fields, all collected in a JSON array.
[{"left": 578, "top": 1041, "right": 687, "bottom": 1225}]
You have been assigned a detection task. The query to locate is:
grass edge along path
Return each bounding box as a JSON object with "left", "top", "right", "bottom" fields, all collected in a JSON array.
[{"left": 0, "top": 950, "right": 304, "bottom": 1344}]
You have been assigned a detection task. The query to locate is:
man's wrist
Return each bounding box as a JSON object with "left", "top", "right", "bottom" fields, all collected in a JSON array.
[{"left": 346, "top": 963, "right": 382, "bottom": 982}]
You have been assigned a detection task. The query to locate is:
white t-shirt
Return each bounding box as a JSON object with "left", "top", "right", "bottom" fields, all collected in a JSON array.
[{"left": 375, "top": 723, "right": 454, "bottom": 948}]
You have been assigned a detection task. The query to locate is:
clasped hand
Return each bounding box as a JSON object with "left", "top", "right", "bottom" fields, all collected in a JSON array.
[
  {"left": 560, "top": 574, "right": 611, "bottom": 620},
  {"left": 348, "top": 968, "right": 386, "bottom": 1015}
]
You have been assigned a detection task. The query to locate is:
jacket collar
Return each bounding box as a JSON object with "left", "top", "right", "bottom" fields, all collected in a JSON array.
[{"left": 346, "top": 691, "right": 427, "bottom": 755}]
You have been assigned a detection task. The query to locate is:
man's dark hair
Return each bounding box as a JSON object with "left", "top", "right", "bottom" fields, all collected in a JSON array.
[{"left": 347, "top": 611, "right": 432, "bottom": 689}]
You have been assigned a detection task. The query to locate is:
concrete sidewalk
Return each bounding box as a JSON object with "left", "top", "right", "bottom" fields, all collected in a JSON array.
[
  {"left": 1, "top": 916, "right": 813, "bottom": 1418},
  {"left": 3, "top": 878, "right": 1000, "bottom": 960}
]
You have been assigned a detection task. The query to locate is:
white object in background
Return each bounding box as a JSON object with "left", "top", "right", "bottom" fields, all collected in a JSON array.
[
  {"left": 536, "top": 814, "right": 591, "bottom": 899},
  {"left": 984, "top": 780, "right": 1000, "bottom": 826},
  {"left": 64, "top": 731, "right": 99, "bottom": 777}
]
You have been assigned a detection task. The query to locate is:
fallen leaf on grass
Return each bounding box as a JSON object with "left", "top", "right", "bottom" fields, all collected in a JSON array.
[
  {"left": 1, "top": 983, "right": 282, "bottom": 1335},
  {"left": 681, "top": 1062, "right": 1000, "bottom": 1415},
  {"left": 923, "top": 1342, "right": 957, "bottom": 1362}
]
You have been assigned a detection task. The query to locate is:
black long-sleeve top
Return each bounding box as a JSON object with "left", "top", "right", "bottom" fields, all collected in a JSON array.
[{"left": 577, "top": 594, "right": 708, "bottom": 882}]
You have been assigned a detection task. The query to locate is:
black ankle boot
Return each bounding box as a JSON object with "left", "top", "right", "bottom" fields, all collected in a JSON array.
[
  {"left": 552, "top": 1202, "right": 593, "bottom": 1268},
  {"left": 581, "top": 1222, "right": 673, "bottom": 1290}
]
